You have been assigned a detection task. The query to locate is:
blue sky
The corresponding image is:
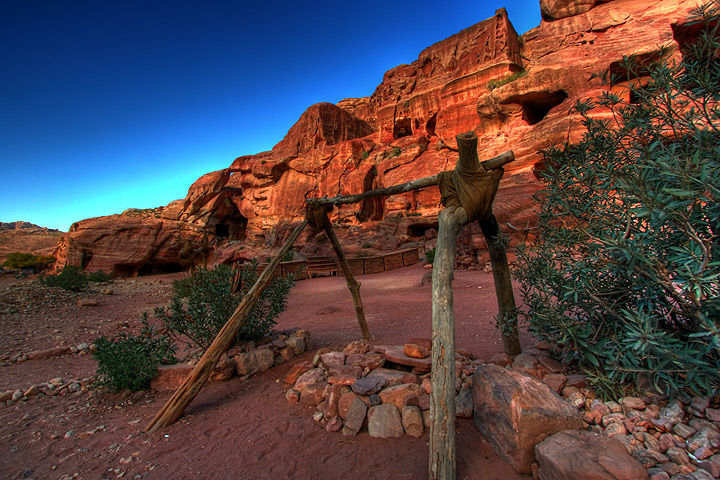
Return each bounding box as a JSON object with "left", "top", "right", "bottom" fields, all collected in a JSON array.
[{"left": 0, "top": 0, "right": 541, "bottom": 231}]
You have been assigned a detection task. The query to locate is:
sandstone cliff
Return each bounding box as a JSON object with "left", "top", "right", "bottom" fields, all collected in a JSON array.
[{"left": 54, "top": 0, "right": 703, "bottom": 276}]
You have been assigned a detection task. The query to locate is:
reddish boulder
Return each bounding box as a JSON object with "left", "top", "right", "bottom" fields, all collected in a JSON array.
[
  {"left": 535, "top": 430, "right": 649, "bottom": 479},
  {"left": 403, "top": 343, "right": 430, "bottom": 359},
  {"left": 472, "top": 364, "right": 583, "bottom": 474}
]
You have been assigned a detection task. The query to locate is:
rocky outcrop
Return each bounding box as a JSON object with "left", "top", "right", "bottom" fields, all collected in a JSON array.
[{"left": 54, "top": 0, "right": 702, "bottom": 275}]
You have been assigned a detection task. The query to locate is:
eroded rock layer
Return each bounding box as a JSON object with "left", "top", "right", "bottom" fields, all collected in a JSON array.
[{"left": 54, "top": 0, "right": 701, "bottom": 276}]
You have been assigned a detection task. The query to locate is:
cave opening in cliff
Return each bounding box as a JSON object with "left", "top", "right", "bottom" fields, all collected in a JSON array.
[
  {"left": 211, "top": 196, "right": 248, "bottom": 242},
  {"left": 426, "top": 113, "right": 437, "bottom": 137},
  {"left": 81, "top": 250, "right": 93, "bottom": 270},
  {"left": 518, "top": 90, "right": 569, "bottom": 125},
  {"left": 393, "top": 118, "right": 412, "bottom": 139},
  {"left": 138, "top": 262, "right": 184, "bottom": 276},
  {"left": 357, "top": 168, "right": 383, "bottom": 222},
  {"left": 407, "top": 222, "right": 439, "bottom": 238},
  {"left": 215, "top": 224, "right": 230, "bottom": 238}
]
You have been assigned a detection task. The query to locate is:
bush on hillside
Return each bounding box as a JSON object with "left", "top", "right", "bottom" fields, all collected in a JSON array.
[{"left": 2, "top": 252, "right": 54, "bottom": 271}]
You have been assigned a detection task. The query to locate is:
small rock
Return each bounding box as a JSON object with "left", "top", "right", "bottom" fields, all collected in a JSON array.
[
  {"left": 64, "top": 429, "right": 76, "bottom": 438},
  {"left": 351, "top": 375, "right": 386, "bottom": 396},
  {"left": 704, "top": 408, "right": 720, "bottom": 423},
  {"left": 691, "top": 397, "right": 710, "bottom": 413},
  {"left": 11, "top": 390, "right": 23, "bottom": 401},
  {"left": 401, "top": 406, "right": 424, "bottom": 438},
  {"left": 403, "top": 343, "right": 430, "bottom": 359},
  {"left": 367, "top": 404, "right": 404, "bottom": 438},
  {"left": 666, "top": 446, "right": 691, "bottom": 465},
  {"left": 285, "top": 389, "right": 300, "bottom": 404},
  {"left": 455, "top": 385, "right": 473, "bottom": 418},
  {"left": 342, "top": 398, "right": 367, "bottom": 436},
  {"left": 674, "top": 422, "right": 697, "bottom": 439},
  {"left": 325, "top": 416, "right": 342, "bottom": 433},
  {"left": 622, "top": 396, "right": 647, "bottom": 411},
  {"left": 77, "top": 299, "right": 99, "bottom": 307},
  {"left": 686, "top": 427, "right": 720, "bottom": 452}
]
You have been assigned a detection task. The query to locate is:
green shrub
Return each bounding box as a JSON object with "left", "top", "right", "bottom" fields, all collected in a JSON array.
[
  {"left": 157, "top": 262, "right": 294, "bottom": 351},
  {"left": 42, "top": 266, "right": 88, "bottom": 292},
  {"left": 2, "top": 252, "right": 54, "bottom": 271},
  {"left": 93, "top": 314, "right": 175, "bottom": 393},
  {"left": 487, "top": 69, "right": 527, "bottom": 90},
  {"left": 87, "top": 271, "right": 113, "bottom": 283},
  {"left": 514, "top": 3, "right": 720, "bottom": 397},
  {"left": 425, "top": 247, "right": 436, "bottom": 265},
  {"left": 360, "top": 151, "right": 369, "bottom": 160}
]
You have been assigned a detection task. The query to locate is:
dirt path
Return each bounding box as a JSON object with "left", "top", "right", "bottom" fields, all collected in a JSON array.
[{"left": 0, "top": 264, "right": 532, "bottom": 480}]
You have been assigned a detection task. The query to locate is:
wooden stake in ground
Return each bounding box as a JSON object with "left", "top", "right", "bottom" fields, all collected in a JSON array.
[
  {"left": 429, "top": 202, "right": 467, "bottom": 480},
  {"left": 145, "top": 219, "right": 309, "bottom": 434},
  {"left": 429, "top": 132, "right": 520, "bottom": 480},
  {"left": 479, "top": 215, "right": 521, "bottom": 356},
  {"left": 307, "top": 201, "right": 371, "bottom": 339}
]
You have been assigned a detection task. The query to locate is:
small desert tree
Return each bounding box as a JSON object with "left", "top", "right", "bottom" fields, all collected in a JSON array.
[
  {"left": 515, "top": 2, "right": 720, "bottom": 396},
  {"left": 157, "top": 262, "right": 294, "bottom": 351}
]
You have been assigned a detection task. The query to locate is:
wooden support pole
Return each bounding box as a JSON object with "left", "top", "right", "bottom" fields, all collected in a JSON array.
[
  {"left": 479, "top": 215, "right": 521, "bottom": 356},
  {"left": 429, "top": 203, "right": 467, "bottom": 480},
  {"left": 145, "top": 219, "right": 309, "bottom": 433},
  {"left": 320, "top": 215, "right": 372, "bottom": 340}
]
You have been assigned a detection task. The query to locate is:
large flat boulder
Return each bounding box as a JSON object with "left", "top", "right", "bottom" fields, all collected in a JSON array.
[
  {"left": 472, "top": 363, "right": 583, "bottom": 474},
  {"left": 535, "top": 430, "right": 649, "bottom": 479}
]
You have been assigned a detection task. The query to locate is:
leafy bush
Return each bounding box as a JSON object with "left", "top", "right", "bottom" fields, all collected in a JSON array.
[
  {"left": 487, "top": 69, "right": 527, "bottom": 90},
  {"left": 514, "top": 3, "right": 720, "bottom": 397},
  {"left": 93, "top": 314, "right": 175, "bottom": 392},
  {"left": 87, "top": 271, "right": 113, "bottom": 283},
  {"left": 2, "top": 252, "right": 54, "bottom": 271},
  {"left": 157, "top": 262, "right": 294, "bottom": 351},
  {"left": 425, "top": 247, "right": 436, "bottom": 265},
  {"left": 384, "top": 146, "right": 402, "bottom": 159},
  {"left": 42, "top": 266, "right": 89, "bottom": 292}
]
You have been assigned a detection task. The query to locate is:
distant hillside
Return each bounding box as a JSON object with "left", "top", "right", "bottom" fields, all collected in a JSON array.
[
  {"left": 0, "top": 222, "right": 64, "bottom": 262},
  {"left": 0, "top": 221, "right": 61, "bottom": 232}
]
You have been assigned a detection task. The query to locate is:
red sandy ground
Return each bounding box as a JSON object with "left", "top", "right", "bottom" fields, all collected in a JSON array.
[{"left": 0, "top": 263, "right": 532, "bottom": 480}]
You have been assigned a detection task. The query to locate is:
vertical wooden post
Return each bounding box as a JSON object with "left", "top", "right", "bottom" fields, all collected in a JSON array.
[
  {"left": 479, "top": 215, "right": 521, "bottom": 356},
  {"left": 145, "top": 219, "right": 309, "bottom": 433},
  {"left": 429, "top": 204, "right": 467, "bottom": 480},
  {"left": 320, "top": 213, "right": 372, "bottom": 339}
]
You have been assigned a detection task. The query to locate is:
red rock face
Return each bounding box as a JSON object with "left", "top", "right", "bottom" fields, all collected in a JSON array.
[{"left": 54, "top": 0, "right": 700, "bottom": 275}]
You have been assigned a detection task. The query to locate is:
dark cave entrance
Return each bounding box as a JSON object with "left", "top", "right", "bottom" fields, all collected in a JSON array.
[
  {"left": 407, "top": 221, "right": 439, "bottom": 238},
  {"left": 520, "top": 91, "right": 568, "bottom": 125},
  {"left": 393, "top": 117, "right": 412, "bottom": 139}
]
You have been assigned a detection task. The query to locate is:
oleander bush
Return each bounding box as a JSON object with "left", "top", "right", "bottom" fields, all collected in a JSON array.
[
  {"left": 157, "top": 262, "right": 294, "bottom": 351},
  {"left": 515, "top": 2, "right": 720, "bottom": 397},
  {"left": 93, "top": 314, "right": 176, "bottom": 392}
]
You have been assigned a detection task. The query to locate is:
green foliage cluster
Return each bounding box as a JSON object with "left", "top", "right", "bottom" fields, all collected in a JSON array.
[
  {"left": 42, "top": 266, "right": 89, "bottom": 292},
  {"left": 514, "top": 3, "right": 720, "bottom": 397},
  {"left": 93, "top": 313, "right": 175, "bottom": 392},
  {"left": 87, "top": 270, "right": 113, "bottom": 283},
  {"left": 425, "top": 247, "right": 436, "bottom": 265},
  {"left": 487, "top": 69, "right": 527, "bottom": 90},
  {"left": 41, "top": 266, "right": 112, "bottom": 291},
  {"left": 360, "top": 151, "right": 370, "bottom": 160},
  {"left": 157, "top": 262, "right": 294, "bottom": 351},
  {"left": 384, "top": 147, "right": 402, "bottom": 159},
  {"left": 2, "top": 252, "right": 55, "bottom": 271}
]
